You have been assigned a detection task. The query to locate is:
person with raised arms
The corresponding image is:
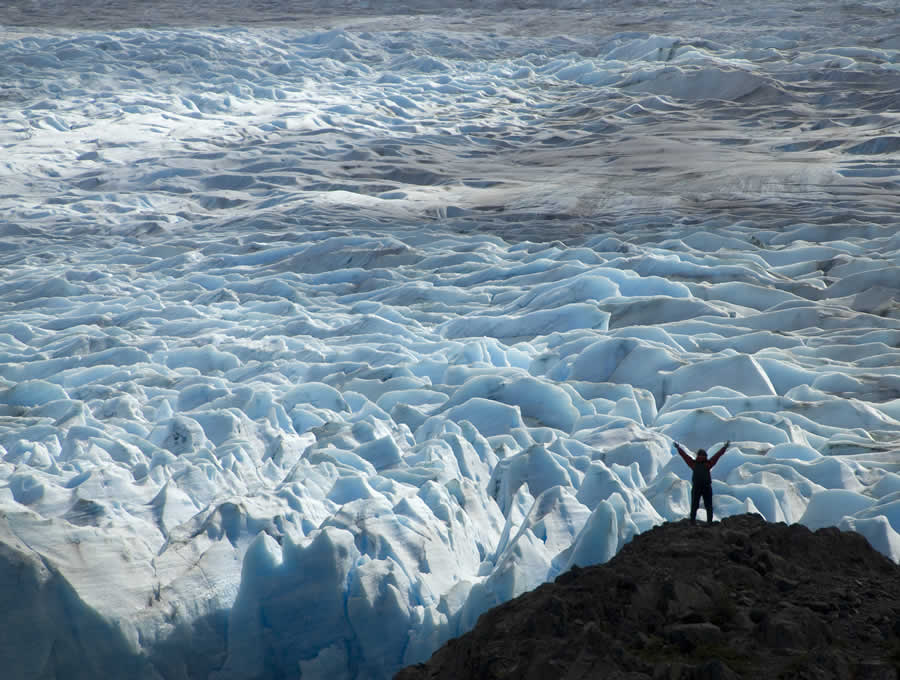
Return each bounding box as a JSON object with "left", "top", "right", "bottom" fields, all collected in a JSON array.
[{"left": 674, "top": 440, "right": 730, "bottom": 525}]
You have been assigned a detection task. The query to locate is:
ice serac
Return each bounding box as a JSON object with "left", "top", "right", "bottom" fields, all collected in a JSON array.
[
  {"left": 563, "top": 499, "right": 619, "bottom": 569},
  {"left": 217, "top": 527, "right": 360, "bottom": 679},
  {"left": 664, "top": 354, "right": 776, "bottom": 403},
  {"left": 441, "top": 302, "right": 609, "bottom": 340},
  {"left": 0, "top": 515, "right": 155, "bottom": 680}
]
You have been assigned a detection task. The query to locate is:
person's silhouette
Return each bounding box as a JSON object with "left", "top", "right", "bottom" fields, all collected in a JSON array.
[{"left": 674, "top": 441, "right": 729, "bottom": 524}]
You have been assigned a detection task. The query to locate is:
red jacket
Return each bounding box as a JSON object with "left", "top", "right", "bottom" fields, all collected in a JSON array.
[{"left": 675, "top": 442, "right": 728, "bottom": 487}]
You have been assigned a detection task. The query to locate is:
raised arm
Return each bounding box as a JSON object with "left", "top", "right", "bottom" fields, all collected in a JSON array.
[
  {"left": 673, "top": 442, "right": 694, "bottom": 468},
  {"left": 709, "top": 440, "right": 730, "bottom": 468}
]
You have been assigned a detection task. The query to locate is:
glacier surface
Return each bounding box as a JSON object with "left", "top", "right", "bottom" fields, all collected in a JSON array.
[{"left": 1, "top": 0, "right": 900, "bottom": 678}]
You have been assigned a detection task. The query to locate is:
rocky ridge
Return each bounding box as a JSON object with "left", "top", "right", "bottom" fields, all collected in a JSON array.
[{"left": 396, "top": 514, "right": 900, "bottom": 680}]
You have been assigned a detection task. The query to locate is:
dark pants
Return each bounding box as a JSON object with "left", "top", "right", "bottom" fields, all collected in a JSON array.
[{"left": 691, "top": 484, "right": 713, "bottom": 523}]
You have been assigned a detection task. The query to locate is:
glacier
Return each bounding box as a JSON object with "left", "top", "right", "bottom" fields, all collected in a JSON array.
[{"left": 1, "top": 0, "right": 900, "bottom": 678}]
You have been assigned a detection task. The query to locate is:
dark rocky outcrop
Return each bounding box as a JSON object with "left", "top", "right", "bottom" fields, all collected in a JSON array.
[{"left": 396, "top": 514, "right": 900, "bottom": 680}]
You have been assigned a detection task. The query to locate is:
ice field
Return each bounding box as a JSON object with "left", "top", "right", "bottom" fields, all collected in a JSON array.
[{"left": 2, "top": 0, "right": 900, "bottom": 678}]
